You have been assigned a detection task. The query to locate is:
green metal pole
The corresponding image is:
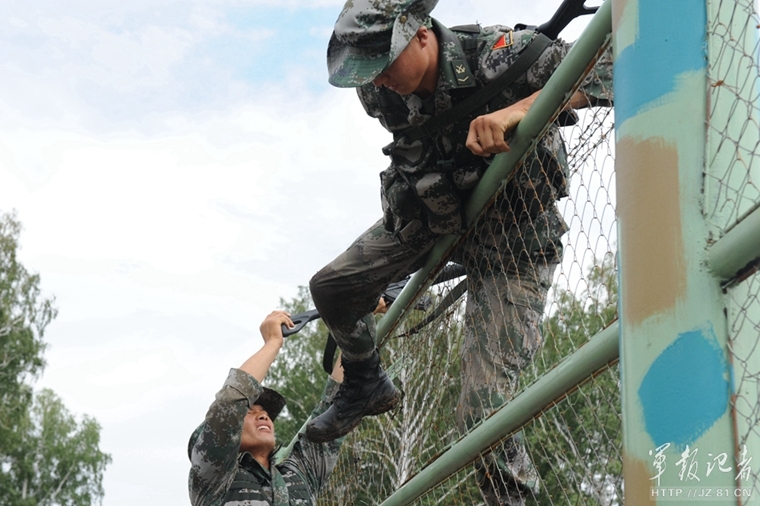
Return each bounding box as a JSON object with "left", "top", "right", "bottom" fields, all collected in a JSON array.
[
  {"left": 708, "top": 205, "right": 760, "bottom": 282},
  {"left": 379, "top": 322, "right": 619, "bottom": 506},
  {"left": 377, "top": 0, "right": 613, "bottom": 342}
]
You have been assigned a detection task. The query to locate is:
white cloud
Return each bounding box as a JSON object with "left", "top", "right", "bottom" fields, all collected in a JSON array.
[{"left": 0, "top": 0, "right": 308, "bottom": 135}]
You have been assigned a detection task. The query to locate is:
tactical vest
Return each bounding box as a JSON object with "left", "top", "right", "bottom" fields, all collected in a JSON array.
[
  {"left": 372, "top": 24, "right": 570, "bottom": 237},
  {"left": 221, "top": 457, "right": 314, "bottom": 506}
]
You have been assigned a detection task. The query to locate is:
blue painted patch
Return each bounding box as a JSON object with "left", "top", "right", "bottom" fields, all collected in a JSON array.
[
  {"left": 615, "top": 0, "right": 707, "bottom": 125},
  {"left": 638, "top": 326, "right": 730, "bottom": 448}
]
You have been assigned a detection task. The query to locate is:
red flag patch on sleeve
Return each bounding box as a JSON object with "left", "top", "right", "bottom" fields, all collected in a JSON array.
[{"left": 492, "top": 32, "right": 513, "bottom": 50}]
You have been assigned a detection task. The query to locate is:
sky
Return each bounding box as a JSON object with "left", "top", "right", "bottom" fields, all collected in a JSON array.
[{"left": 0, "top": 1, "right": 598, "bottom": 504}]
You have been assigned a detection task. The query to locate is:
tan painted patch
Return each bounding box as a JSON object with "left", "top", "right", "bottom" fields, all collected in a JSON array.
[
  {"left": 624, "top": 454, "right": 655, "bottom": 505},
  {"left": 617, "top": 137, "right": 686, "bottom": 328},
  {"left": 611, "top": 0, "right": 627, "bottom": 34}
]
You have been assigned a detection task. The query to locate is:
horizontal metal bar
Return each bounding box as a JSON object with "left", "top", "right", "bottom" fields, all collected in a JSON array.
[{"left": 708, "top": 204, "right": 760, "bottom": 282}]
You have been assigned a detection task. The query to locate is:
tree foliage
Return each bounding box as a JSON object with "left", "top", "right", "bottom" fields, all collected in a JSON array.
[
  {"left": 0, "top": 212, "right": 56, "bottom": 447},
  {"left": 0, "top": 211, "right": 111, "bottom": 506},
  {"left": 1, "top": 389, "right": 111, "bottom": 506}
]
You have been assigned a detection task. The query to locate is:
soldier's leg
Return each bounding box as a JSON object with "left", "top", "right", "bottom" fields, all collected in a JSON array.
[
  {"left": 452, "top": 139, "right": 567, "bottom": 503},
  {"left": 454, "top": 175, "right": 562, "bottom": 503},
  {"left": 306, "top": 219, "right": 437, "bottom": 442},
  {"left": 456, "top": 257, "right": 556, "bottom": 505}
]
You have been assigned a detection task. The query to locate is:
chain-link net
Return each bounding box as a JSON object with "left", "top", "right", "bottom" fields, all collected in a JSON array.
[
  {"left": 707, "top": 0, "right": 760, "bottom": 500},
  {"left": 705, "top": 0, "right": 760, "bottom": 234},
  {"left": 727, "top": 273, "right": 760, "bottom": 502}
]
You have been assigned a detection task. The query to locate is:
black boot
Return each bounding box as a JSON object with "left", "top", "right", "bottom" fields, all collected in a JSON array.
[{"left": 305, "top": 350, "right": 398, "bottom": 443}]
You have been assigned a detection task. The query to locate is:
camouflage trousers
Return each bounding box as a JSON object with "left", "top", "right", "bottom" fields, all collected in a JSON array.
[
  {"left": 310, "top": 198, "right": 562, "bottom": 505},
  {"left": 310, "top": 218, "right": 437, "bottom": 361},
  {"left": 449, "top": 195, "right": 559, "bottom": 506},
  {"left": 456, "top": 252, "right": 557, "bottom": 506}
]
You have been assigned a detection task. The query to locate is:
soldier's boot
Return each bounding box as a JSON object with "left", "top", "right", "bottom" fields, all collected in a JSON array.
[
  {"left": 475, "top": 436, "right": 539, "bottom": 506},
  {"left": 305, "top": 350, "right": 398, "bottom": 443}
]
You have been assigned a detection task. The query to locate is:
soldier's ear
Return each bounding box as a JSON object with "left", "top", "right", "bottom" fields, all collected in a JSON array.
[{"left": 416, "top": 26, "right": 429, "bottom": 46}]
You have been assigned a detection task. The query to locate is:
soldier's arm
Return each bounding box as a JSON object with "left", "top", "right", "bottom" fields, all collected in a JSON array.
[
  {"left": 466, "top": 29, "right": 611, "bottom": 157},
  {"left": 466, "top": 88, "right": 591, "bottom": 156},
  {"left": 239, "top": 310, "right": 293, "bottom": 381},
  {"left": 188, "top": 312, "right": 294, "bottom": 506}
]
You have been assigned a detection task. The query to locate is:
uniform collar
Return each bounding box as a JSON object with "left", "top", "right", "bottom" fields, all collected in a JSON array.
[
  {"left": 239, "top": 452, "right": 289, "bottom": 506},
  {"left": 240, "top": 452, "right": 271, "bottom": 479},
  {"left": 431, "top": 18, "right": 477, "bottom": 91}
]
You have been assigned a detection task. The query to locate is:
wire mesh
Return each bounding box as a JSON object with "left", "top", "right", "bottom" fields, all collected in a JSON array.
[
  {"left": 727, "top": 272, "right": 760, "bottom": 503},
  {"left": 705, "top": 0, "right": 760, "bottom": 233},
  {"left": 706, "top": 0, "right": 760, "bottom": 501}
]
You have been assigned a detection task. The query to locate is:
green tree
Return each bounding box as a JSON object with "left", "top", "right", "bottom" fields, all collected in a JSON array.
[
  {"left": 0, "top": 212, "right": 56, "bottom": 448},
  {"left": 0, "top": 211, "right": 111, "bottom": 506},
  {"left": 2, "top": 389, "right": 111, "bottom": 506}
]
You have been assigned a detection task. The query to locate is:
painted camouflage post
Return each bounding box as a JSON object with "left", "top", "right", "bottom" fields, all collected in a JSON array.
[{"left": 615, "top": 0, "right": 760, "bottom": 503}]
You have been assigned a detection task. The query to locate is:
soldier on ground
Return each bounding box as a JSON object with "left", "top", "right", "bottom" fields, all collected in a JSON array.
[{"left": 188, "top": 310, "right": 346, "bottom": 506}]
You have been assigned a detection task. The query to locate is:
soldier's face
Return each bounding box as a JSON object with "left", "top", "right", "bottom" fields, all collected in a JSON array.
[
  {"left": 240, "top": 405, "right": 276, "bottom": 454},
  {"left": 373, "top": 30, "right": 431, "bottom": 96}
]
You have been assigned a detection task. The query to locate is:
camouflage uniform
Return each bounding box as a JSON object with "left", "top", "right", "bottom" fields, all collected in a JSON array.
[
  {"left": 312, "top": 3, "right": 613, "bottom": 504},
  {"left": 188, "top": 369, "right": 343, "bottom": 506}
]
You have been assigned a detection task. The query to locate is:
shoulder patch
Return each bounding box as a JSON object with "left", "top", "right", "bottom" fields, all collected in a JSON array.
[
  {"left": 450, "top": 59, "right": 475, "bottom": 85},
  {"left": 492, "top": 31, "right": 514, "bottom": 50}
]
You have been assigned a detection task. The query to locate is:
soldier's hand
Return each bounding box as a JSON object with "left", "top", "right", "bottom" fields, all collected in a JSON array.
[
  {"left": 259, "top": 310, "right": 293, "bottom": 348},
  {"left": 465, "top": 91, "right": 540, "bottom": 157}
]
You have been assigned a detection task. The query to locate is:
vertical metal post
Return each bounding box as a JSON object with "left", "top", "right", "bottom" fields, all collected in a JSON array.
[{"left": 613, "top": 0, "right": 739, "bottom": 503}]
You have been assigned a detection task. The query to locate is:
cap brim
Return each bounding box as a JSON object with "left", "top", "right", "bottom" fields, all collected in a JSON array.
[
  {"left": 256, "top": 387, "right": 287, "bottom": 422},
  {"left": 188, "top": 423, "right": 204, "bottom": 460},
  {"left": 327, "top": 34, "right": 391, "bottom": 88}
]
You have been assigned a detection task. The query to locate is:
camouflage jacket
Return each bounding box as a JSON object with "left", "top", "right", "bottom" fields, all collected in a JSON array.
[
  {"left": 358, "top": 19, "right": 613, "bottom": 247},
  {"left": 188, "top": 369, "right": 343, "bottom": 506}
]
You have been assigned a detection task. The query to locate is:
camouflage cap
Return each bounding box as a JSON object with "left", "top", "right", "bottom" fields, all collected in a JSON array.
[
  {"left": 327, "top": 0, "right": 438, "bottom": 88},
  {"left": 252, "top": 387, "right": 287, "bottom": 422},
  {"left": 187, "top": 387, "right": 287, "bottom": 460}
]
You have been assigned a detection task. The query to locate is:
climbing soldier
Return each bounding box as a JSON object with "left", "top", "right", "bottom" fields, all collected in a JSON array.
[{"left": 306, "top": 0, "right": 612, "bottom": 504}]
